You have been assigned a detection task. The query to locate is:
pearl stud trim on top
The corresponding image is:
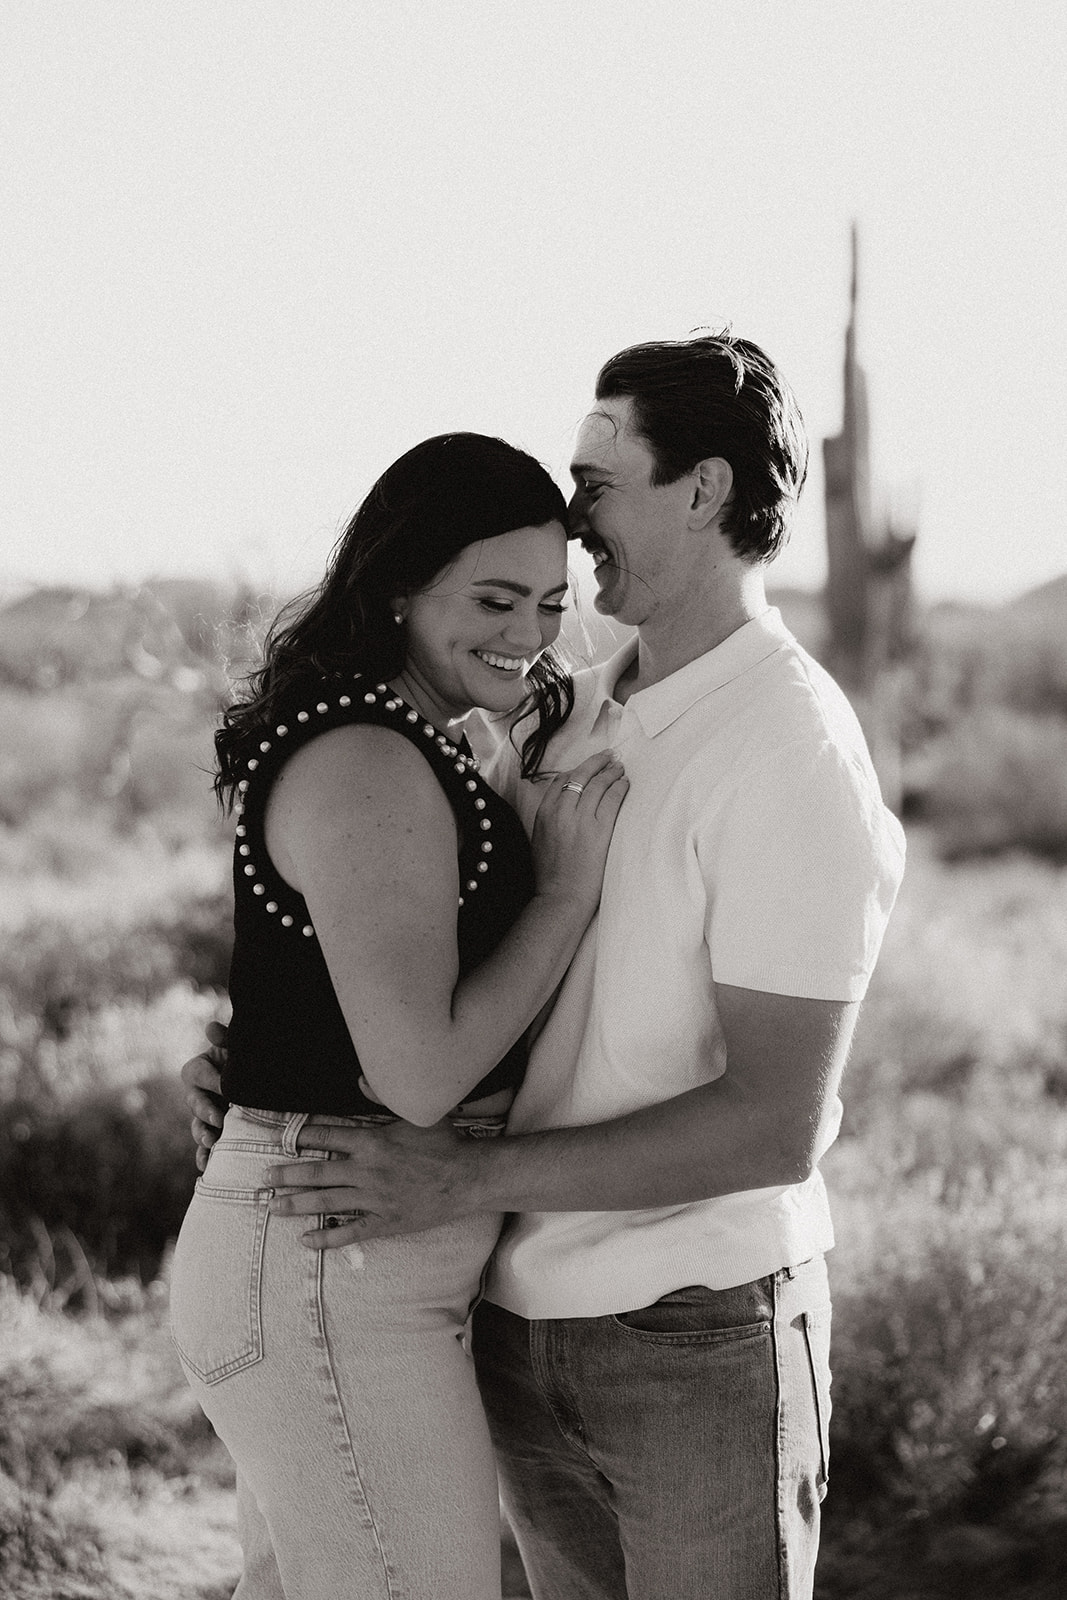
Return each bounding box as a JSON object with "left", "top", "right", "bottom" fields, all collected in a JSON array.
[{"left": 235, "top": 674, "right": 488, "bottom": 934}]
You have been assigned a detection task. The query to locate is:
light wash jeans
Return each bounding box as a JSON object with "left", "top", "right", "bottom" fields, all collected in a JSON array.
[
  {"left": 473, "top": 1255, "right": 832, "bottom": 1600},
  {"left": 169, "top": 1105, "right": 506, "bottom": 1600}
]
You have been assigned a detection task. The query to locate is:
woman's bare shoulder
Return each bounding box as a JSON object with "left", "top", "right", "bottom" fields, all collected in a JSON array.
[
  {"left": 274, "top": 720, "right": 448, "bottom": 805},
  {"left": 266, "top": 721, "right": 456, "bottom": 880}
]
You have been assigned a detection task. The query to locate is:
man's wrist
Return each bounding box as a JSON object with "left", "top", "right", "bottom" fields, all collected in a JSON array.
[{"left": 457, "top": 1130, "right": 509, "bottom": 1214}]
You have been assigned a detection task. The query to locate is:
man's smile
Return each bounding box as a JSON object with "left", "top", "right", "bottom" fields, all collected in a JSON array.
[{"left": 582, "top": 538, "right": 612, "bottom": 569}]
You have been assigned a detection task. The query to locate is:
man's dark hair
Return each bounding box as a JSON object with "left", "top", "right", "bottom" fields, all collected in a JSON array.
[{"left": 595, "top": 333, "right": 809, "bottom": 562}]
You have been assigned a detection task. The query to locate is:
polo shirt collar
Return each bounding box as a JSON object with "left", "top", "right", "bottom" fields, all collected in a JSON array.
[{"left": 594, "top": 608, "right": 794, "bottom": 738}]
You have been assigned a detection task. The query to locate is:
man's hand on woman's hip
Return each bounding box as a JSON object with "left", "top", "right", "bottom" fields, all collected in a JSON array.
[
  {"left": 181, "top": 1020, "right": 230, "bottom": 1171},
  {"left": 267, "top": 1119, "right": 484, "bottom": 1248}
]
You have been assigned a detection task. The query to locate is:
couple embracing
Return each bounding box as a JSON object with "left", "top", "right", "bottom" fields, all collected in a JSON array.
[{"left": 172, "top": 332, "right": 904, "bottom": 1599}]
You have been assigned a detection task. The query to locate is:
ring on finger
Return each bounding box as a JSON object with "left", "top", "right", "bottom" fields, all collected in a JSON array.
[
  {"left": 324, "top": 1211, "right": 364, "bottom": 1228},
  {"left": 562, "top": 782, "right": 585, "bottom": 795}
]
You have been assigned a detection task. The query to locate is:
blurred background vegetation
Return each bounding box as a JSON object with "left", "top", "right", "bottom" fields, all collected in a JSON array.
[{"left": 1, "top": 574, "right": 1066, "bottom": 1596}]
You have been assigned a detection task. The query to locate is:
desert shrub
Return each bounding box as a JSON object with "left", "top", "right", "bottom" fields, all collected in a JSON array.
[
  {"left": 0, "top": 802, "right": 168, "bottom": 883},
  {"left": 0, "top": 682, "right": 196, "bottom": 818},
  {"left": 0, "top": 671, "right": 230, "bottom": 905},
  {"left": 917, "top": 710, "right": 1067, "bottom": 862},
  {"left": 0, "top": 689, "right": 98, "bottom": 828},
  {"left": 812, "top": 846, "right": 1067, "bottom": 1594},
  {"left": 0, "top": 1470, "right": 110, "bottom": 1600},
  {"left": 8, "top": 983, "right": 222, "bottom": 1111},
  {"left": 1, "top": 819, "right": 228, "bottom": 911},
  {"left": 898, "top": 599, "right": 1067, "bottom": 865},
  {"left": 3, "top": 920, "right": 190, "bottom": 1042},
  {"left": 818, "top": 1166, "right": 1067, "bottom": 1597},
  {"left": 845, "top": 837, "right": 1067, "bottom": 1119},
  {"left": 0, "top": 1074, "right": 198, "bottom": 1283},
  {"left": 907, "top": 602, "right": 1067, "bottom": 732},
  {"left": 0, "top": 926, "right": 230, "bottom": 1117},
  {"left": 0, "top": 1272, "right": 225, "bottom": 1598},
  {"left": 143, "top": 894, "right": 234, "bottom": 994},
  {"left": 0, "top": 898, "right": 231, "bottom": 1041},
  {"left": 0, "top": 679, "right": 222, "bottom": 851}
]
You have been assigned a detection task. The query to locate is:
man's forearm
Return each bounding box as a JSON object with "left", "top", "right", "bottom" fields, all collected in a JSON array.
[
  {"left": 267, "top": 990, "right": 854, "bottom": 1244},
  {"left": 463, "top": 1077, "right": 812, "bottom": 1215},
  {"left": 463, "top": 989, "right": 856, "bottom": 1215}
]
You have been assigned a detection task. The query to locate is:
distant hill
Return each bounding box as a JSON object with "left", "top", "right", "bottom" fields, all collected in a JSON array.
[
  {"left": 3, "top": 568, "right": 1059, "bottom": 697},
  {"left": 0, "top": 578, "right": 834, "bottom": 688},
  {"left": 1009, "top": 571, "right": 1067, "bottom": 618},
  {"left": 0, "top": 579, "right": 275, "bottom": 692}
]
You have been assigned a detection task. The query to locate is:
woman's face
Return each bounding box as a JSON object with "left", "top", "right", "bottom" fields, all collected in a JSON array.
[{"left": 396, "top": 521, "right": 569, "bottom": 723}]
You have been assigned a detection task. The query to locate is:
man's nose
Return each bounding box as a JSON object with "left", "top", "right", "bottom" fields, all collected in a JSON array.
[{"left": 566, "top": 489, "right": 588, "bottom": 536}]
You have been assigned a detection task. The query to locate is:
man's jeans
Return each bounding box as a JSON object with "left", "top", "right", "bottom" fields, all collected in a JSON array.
[{"left": 472, "top": 1255, "right": 831, "bottom": 1600}]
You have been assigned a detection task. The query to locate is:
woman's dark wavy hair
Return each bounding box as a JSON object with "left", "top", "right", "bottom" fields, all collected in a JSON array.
[
  {"left": 215, "top": 433, "right": 573, "bottom": 810},
  {"left": 595, "top": 332, "right": 809, "bottom": 562}
]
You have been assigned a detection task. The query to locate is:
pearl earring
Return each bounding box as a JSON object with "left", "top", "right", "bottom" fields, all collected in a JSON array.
[{"left": 393, "top": 612, "right": 404, "bottom": 625}]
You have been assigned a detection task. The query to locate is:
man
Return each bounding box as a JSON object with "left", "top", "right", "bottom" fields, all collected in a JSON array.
[{"left": 185, "top": 334, "right": 905, "bottom": 1598}]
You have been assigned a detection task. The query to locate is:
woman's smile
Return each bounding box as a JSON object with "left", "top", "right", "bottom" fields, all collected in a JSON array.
[{"left": 473, "top": 649, "right": 528, "bottom": 674}]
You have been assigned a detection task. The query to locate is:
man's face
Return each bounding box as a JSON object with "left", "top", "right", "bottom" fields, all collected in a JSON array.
[{"left": 568, "top": 396, "right": 695, "bottom": 627}]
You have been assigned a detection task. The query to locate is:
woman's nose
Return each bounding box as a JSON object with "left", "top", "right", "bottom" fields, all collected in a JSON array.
[{"left": 501, "top": 608, "right": 543, "bottom": 651}]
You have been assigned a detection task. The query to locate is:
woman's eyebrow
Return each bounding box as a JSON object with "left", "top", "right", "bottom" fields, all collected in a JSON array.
[{"left": 469, "top": 579, "right": 569, "bottom": 597}]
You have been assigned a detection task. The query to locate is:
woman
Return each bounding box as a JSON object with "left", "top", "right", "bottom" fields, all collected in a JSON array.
[{"left": 169, "top": 433, "right": 627, "bottom": 1599}]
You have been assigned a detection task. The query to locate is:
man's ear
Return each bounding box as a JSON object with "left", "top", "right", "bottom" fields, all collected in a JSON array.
[{"left": 687, "top": 458, "right": 733, "bottom": 531}]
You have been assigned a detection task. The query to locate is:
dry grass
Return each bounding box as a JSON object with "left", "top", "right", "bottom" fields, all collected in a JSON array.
[
  {"left": 0, "top": 1277, "right": 238, "bottom": 1599},
  {"left": 1, "top": 566, "right": 1065, "bottom": 1593}
]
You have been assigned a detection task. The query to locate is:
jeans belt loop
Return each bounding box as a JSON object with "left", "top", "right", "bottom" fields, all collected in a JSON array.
[{"left": 281, "top": 1111, "right": 310, "bottom": 1156}]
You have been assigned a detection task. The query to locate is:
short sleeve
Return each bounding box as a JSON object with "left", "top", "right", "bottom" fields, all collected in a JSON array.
[{"left": 700, "top": 738, "right": 906, "bottom": 1001}]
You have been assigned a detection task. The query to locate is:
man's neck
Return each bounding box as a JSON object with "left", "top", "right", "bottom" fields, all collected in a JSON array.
[{"left": 615, "top": 565, "right": 768, "bottom": 703}]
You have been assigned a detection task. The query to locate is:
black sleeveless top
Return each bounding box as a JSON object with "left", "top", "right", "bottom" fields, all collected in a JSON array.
[{"left": 221, "top": 672, "right": 535, "bottom": 1114}]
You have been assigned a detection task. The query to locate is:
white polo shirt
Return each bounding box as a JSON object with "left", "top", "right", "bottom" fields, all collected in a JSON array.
[{"left": 485, "top": 608, "right": 905, "bottom": 1319}]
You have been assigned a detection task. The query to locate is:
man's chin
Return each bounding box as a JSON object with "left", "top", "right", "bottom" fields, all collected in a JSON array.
[{"left": 592, "top": 578, "right": 621, "bottom": 618}]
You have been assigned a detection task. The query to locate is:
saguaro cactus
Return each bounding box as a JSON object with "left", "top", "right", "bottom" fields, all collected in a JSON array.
[{"left": 822, "top": 226, "right": 915, "bottom": 808}]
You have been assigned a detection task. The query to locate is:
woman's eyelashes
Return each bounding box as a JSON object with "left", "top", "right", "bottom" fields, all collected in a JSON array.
[{"left": 477, "top": 598, "right": 568, "bottom": 615}]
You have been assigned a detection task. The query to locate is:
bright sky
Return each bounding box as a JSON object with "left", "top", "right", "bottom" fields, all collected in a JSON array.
[{"left": 4, "top": 0, "right": 1065, "bottom": 606}]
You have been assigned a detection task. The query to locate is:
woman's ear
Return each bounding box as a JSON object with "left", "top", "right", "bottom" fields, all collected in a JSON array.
[{"left": 688, "top": 458, "right": 733, "bottom": 530}]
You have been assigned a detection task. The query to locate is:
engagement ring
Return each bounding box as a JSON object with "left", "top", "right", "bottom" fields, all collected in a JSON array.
[{"left": 562, "top": 782, "right": 585, "bottom": 795}]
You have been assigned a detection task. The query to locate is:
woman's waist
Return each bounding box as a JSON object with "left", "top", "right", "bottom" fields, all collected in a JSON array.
[
  {"left": 221, "top": 1036, "right": 521, "bottom": 1121},
  {"left": 199, "top": 1103, "right": 506, "bottom": 1195}
]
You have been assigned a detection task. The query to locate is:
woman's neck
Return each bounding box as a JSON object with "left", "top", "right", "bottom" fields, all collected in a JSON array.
[{"left": 388, "top": 669, "right": 472, "bottom": 737}]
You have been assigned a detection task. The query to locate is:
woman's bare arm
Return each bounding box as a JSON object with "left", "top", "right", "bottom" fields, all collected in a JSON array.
[{"left": 267, "top": 724, "right": 625, "bottom": 1125}]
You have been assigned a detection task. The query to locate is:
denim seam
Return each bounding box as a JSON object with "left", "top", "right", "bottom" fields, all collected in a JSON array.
[
  {"left": 311, "top": 1246, "right": 401, "bottom": 1597},
  {"left": 530, "top": 1320, "right": 590, "bottom": 1456},
  {"left": 229, "top": 1104, "right": 289, "bottom": 1126},
  {"left": 772, "top": 1267, "right": 787, "bottom": 1599},
  {"left": 210, "top": 1139, "right": 288, "bottom": 1156},
  {"left": 192, "top": 1182, "right": 274, "bottom": 1203},
  {"left": 607, "top": 1316, "right": 772, "bottom": 1347}
]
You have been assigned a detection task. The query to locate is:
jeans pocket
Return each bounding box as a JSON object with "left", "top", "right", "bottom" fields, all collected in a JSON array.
[
  {"left": 169, "top": 1182, "right": 270, "bottom": 1385},
  {"left": 612, "top": 1280, "right": 774, "bottom": 1345}
]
